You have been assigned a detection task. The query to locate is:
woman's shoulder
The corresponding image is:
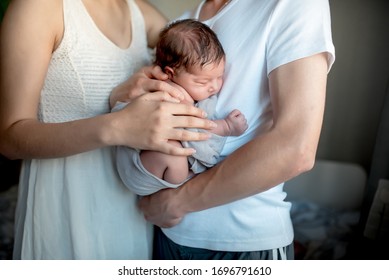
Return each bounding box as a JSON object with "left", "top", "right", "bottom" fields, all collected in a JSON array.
[
  {"left": 134, "top": 0, "right": 167, "bottom": 48},
  {"left": 3, "top": 0, "right": 63, "bottom": 32},
  {"left": 5, "top": 0, "right": 64, "bottom": 49},
  {"left": 8, "top": 0, "right": 62, "bottom": 17}
]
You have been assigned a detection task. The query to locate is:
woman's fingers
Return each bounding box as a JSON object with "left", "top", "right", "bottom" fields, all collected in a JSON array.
[
  {"left": 138, "top": 66, "right": 185, "bottom": 101},
  {"left": 170, "top": 114, "right": 216, "bottom": 129},
  {"left": 142, "top": 65, "right": 169, "bottom": 80},
  {"left": 110, "top": 65, "right": 185, "bottom": 106},
  {"left": 157, "top": 142, "right": 197, "bottom": 156},
  {"left": 139, "top": 92, "right": 212, "bottom": 121},
  {"left": 144, "top": 79, "right": 185, "bottom": 101},
  {"left": 116, "top": 94, "right": 217, "bottom": 155},
  {"left": 139, "top": 91, "right": 181, "bottom": 103}
]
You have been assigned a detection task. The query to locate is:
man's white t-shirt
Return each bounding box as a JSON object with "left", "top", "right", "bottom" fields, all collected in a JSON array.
[{"left": 163, "top": 0, "right": 335, "bottom": 251}]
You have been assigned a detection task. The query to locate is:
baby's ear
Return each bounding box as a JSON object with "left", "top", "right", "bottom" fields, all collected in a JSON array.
[{"left": 164, "top": 66, "right": 175, "bottom": 79}]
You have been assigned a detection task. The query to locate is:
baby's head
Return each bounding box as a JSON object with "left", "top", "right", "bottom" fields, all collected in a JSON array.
[{"left": 155, "top": 19, "right": 225, "bottom": 101}]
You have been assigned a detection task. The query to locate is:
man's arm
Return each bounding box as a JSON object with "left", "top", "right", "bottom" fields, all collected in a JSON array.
[{"left": 139, "top": 53, "right": 329, "bottom": 227}]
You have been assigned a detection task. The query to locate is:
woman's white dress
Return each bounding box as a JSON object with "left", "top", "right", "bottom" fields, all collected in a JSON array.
[{"left": 13, "top": 0, "right": 153, "bottom": 259}]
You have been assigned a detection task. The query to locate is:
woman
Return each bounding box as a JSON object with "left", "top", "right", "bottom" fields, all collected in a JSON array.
[{"left": 0, "top": 0, "right": 214, "bottom": 259}]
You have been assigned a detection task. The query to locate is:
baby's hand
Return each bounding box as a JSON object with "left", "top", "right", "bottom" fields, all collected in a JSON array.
[{"left": 226, "top": 109, "right": 248, "bottom": 136}]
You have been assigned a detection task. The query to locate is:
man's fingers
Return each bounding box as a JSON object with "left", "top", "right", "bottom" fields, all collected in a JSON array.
[{"left": 138, "top": 192, "right": 183, "bottom": 228}]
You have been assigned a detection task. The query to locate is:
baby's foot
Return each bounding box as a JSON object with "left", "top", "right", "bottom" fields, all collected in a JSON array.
[{"left": 225, "top": 109, "right": 248, "bottom": 136}]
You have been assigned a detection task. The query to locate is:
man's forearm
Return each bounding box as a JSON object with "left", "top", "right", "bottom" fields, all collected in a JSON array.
[{"left": 175, "top": 126, "right": 316, "bottom": 215}]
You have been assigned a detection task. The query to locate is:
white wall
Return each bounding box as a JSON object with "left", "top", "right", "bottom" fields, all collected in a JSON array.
[
  {"left": 318, "top": 0, "right": 389, "bottom": 170},
  {"left": 147, "top": 0, "right": 202, "bottom": 20}
]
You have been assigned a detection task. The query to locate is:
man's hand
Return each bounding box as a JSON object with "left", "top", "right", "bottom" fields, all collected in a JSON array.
[{"left": 138, "top": 188, "right": 184, "bottom": 228}]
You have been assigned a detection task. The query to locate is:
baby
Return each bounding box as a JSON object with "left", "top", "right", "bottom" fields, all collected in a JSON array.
[{"left": 115, "top": 19, "right": 247, "bottom": 195}]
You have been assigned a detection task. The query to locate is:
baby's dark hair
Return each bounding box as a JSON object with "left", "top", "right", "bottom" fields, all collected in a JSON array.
[{"left": 155, "top": 19, "right": 225, "bottom": 71}]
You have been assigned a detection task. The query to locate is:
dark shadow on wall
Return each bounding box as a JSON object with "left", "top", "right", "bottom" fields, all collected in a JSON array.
[
  {"left": 0, "top": 155, "right": 20, "bottom": 260},
  {"left": 1, "top": 0, "right": 10, "bottom": 22},
  {"left": 1, "top": 0, "right": 15, "bottom": 260}
]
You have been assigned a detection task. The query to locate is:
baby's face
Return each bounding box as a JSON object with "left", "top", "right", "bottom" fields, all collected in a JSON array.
[{"left": 171, "top": 60, "right": 225, "bottom": 102}]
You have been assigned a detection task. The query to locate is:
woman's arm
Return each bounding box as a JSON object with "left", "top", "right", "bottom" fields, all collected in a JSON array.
[
  {"left": 139, "top": 53, "right": 329, "bottom": 227},
  {"left": 0, "top": 0, "right": 215, "bottom": 160}
]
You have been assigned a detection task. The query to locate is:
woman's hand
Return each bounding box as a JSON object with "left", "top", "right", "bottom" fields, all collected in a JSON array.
[
  {"left": 108, "top": 92, "right": 217, "bottom": 156},
  {"left": 109, "top": 65, "right": 185, "bottom": 108}
]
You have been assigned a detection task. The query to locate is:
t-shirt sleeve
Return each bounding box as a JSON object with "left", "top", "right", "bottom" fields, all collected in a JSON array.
[{"left": 266, "top": 0, "right": 335, "bottom": 75}]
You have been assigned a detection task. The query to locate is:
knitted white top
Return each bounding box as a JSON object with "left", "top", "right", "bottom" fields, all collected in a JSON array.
[{"left": 39, "top": 0, "right": 151, "bottom": 122}]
